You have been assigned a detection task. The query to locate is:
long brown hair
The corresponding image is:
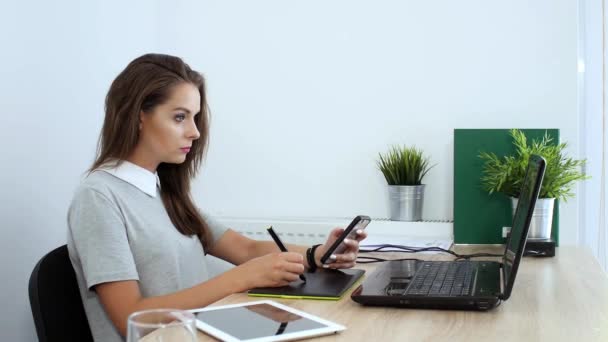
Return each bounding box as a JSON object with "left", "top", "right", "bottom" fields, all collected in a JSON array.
[{"left": 90, "top": 53, "right": 212, "bottom": 250}]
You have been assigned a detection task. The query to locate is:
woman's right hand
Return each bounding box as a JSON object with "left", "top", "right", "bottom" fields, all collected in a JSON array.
[{"left": 237, "top": 252, "right": 305, "bottom": 289}]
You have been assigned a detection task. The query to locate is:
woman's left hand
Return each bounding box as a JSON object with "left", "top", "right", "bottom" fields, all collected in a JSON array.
[{"left": 316, "top": 227, "right": 368, "bottom": 269}]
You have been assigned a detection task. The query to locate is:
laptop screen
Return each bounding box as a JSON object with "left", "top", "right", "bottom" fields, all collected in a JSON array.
[{"left": 501, "top": 155, "right": 546, "bottom": 299}]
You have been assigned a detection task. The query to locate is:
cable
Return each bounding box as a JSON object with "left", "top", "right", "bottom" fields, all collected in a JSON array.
[
  {"left": 356, "top": 256, "right": 421, "bottom": 264},
  {"left": 358, "top": 244, "right": 503, "bottom": 261},
  {"left": 523, "top": 249, "right": 543, "bottom": 256}
]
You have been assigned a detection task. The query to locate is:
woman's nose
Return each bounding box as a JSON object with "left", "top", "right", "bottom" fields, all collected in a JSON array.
[{"left": 187, "top": 119, "right": 200, "bottom": 140}]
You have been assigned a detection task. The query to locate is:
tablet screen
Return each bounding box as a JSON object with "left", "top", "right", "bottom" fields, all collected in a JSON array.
[{"left": 195, "top": 303, "right": 326, "bottom": 340}]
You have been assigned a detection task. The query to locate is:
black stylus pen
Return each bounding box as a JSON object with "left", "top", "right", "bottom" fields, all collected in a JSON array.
[{"left": 267, "top": 226, "right": 307, "bottom": 283}]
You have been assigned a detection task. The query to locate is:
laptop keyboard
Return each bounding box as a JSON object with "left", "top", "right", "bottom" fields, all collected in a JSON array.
[{"left": 388, "top": 261, "right": 475, "bottom": 297}]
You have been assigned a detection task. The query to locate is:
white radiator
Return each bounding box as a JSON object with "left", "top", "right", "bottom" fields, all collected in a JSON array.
[
  {"left": 216, "top": 216, "right": 453, "bottom": 245},
  {"left": 206, "top": 216, "right": 454, "bottom": 276}
]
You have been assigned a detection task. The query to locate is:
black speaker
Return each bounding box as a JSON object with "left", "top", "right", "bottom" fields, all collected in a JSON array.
[{"left": 524, "top": 239, "right": 556, "bottom": 257}]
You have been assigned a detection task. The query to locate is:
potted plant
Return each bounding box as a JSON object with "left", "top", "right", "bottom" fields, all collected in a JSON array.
[
  {"left": 377, "top": 145, "right": 434, "bottom": 221},
  {"left": 479, "top": 129, "right": 589, "bottom": 239}
]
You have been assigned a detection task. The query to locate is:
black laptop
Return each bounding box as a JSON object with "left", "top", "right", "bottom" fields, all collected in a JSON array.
[{"left": 351, "top": 154, "right": 546, "bottom": 311}]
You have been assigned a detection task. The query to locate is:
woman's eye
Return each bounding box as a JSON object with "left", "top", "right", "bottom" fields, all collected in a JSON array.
[{"left": 174, "top": 113, "right": 186, "bottom": 122}]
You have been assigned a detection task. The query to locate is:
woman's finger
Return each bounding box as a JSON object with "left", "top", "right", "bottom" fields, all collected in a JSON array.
[
  {"left": 330, "top": 227, "right": 345, "bottom": 239},
  {"left": 323, "top": 261, "right": 356, "bottom": 269},
  {"left": 283, "top": 272, "right": 300, "bottom": 283},
  {"left": 282, "top": 261, "right": 305, "bottom": 274},
  {"left": 331, "top": 252, "right": 357, "bottom": 263},
  {"left": 275, "top": 280, "right": 290, "bottom": 287},
  {"left": 354, "top": 229, "right": 368, "bottom": 241},
  {"left": 344, "top": 238, "right": 360, "bottom": 249},
  {"left": 333, "top": 238, "right": 359, "bottom": 255}
]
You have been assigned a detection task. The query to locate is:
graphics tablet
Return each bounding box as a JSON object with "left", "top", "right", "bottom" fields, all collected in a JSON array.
[
  {"left": 248, "top": 269, "right": 365, "bottom": 300},
  {"left": 191, "top": 300, "right": 345, "bottom": 342}
]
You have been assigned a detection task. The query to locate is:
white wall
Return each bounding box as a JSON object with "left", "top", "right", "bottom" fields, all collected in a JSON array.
[
  {"left": 0, "top": 1, "right": 580, "bottom": 341},
  {"left": 0, "top": 1, "right": 159, "bottom": 340},
  {"left": 579, "top": 0, "right": 605, "bottom": 269},
  {"left": 186, "top": 0, "right": 579, "bottom": 239}
]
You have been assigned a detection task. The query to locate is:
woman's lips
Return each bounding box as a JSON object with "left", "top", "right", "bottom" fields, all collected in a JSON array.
[{"left": 180, "top": 147, "right": 191, "bottom": 153}]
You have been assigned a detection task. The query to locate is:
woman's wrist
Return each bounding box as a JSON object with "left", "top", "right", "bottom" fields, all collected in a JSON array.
[
  {"left": 228, "top": 264, "right": 252, "bottom": 292},
  {"left": 307, "top": 244, "right": 322, "bottom": 272},
  {"left": 314, "top": 246, "right": 323, "bottom": 267}
]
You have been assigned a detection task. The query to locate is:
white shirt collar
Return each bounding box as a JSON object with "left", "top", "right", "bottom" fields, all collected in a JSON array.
[{"left": 98, "top": 160, "right": 160, "bottom": 197}]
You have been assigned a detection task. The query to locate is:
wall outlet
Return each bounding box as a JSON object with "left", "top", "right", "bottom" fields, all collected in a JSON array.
[{"left": 502, "top": 226, "right": 511, "bottom": 238}]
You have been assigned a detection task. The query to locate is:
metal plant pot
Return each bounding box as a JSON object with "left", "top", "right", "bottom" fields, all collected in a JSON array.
[
  {"left": 511, "top": 197, "right": 555, "bottom": 240},
  {"left": 388, "top": 185, "right": 425, "bottom": 221}
]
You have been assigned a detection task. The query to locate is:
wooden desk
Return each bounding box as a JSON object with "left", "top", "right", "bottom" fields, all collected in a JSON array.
[{"left": 192, "top": 246, "right": 608, "bottom": 342}]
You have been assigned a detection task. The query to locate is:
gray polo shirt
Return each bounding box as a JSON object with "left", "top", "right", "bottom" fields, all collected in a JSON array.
[{"left": 67, "top": 162, "right": 228, "bottom": 342}]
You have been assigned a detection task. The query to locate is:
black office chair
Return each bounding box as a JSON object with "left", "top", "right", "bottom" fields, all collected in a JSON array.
[{"left": 29, "top": 245, "right": 93, "bottom": 342}]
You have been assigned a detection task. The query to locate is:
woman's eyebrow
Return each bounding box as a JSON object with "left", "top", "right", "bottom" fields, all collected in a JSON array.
[
  {"left": 173, "top": 107, "right": 201, "bottom": 115},
  {"left": 173, "top": 107, "right": 191, "bottom": 113}
]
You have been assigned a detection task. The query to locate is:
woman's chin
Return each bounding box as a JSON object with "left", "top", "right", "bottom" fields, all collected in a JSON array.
[{"left": 166, "top": 156, "right": 187, "bottom": 164}]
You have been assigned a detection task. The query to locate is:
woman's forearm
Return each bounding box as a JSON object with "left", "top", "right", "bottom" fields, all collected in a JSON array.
[{"left": 108, "top": 267, "right": 249, "bottom": 336}]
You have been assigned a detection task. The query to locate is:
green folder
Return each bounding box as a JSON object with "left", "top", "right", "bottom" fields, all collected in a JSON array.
[
  {"left": 248, "top": 269, "right": 365, "bottom": 300},
  {"left": 454, "top": 129, "right": 559, "bottom": 245}
]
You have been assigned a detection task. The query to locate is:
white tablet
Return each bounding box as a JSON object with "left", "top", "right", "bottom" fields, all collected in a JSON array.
[{"left": 190, "top": 300, "right": 345, "bottom": 342}]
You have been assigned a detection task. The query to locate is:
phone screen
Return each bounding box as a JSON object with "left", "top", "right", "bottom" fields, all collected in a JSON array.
[{"left": 320, "top": 215, "right": 371, "bottom": 264}]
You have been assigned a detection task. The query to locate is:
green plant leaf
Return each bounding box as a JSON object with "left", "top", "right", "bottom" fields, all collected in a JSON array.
[
  {"left": 479, "top": 129, "right": 590, "bottom": 201},
  {"left": 377, "top": 145, "right": 434, "bottom": 185}
]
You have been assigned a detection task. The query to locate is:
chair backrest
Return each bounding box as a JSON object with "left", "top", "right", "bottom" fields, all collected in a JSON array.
[{"left": 29, "top": 245, "right": 93, "bottom": 342}]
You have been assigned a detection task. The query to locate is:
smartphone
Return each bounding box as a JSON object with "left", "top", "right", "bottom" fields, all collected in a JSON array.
[{"left": 319, "top": 215, "right": 371, "bottom": 264}]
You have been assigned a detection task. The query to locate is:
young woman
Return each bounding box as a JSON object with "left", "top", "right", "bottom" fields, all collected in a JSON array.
[{"left": 67, "top": 53, "right": 367, "bottom": 341}]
